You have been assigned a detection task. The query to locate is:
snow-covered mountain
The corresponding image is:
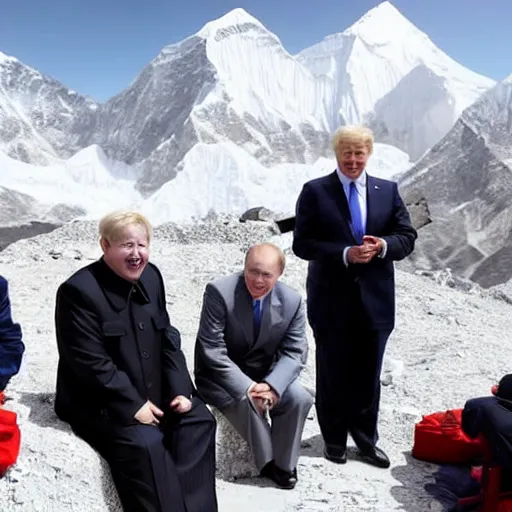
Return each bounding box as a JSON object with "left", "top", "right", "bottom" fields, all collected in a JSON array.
[
  {"left": 88, "top": 8, "right": 334, "bottom": 196},
  {"left": 0, "top": 140, "right": 412, "bottom": 226},
  {"left": 1, "top": 3, "right": 495, "bottom": 193},
  {"left": 0, "top": 145, "right": 140, "bottom": 222},
  {"left": 0, "top": 51, "right": 97, "bottom": 164},
  {"left": 399, "top": 74, "right": 512, "bottom": 288},
  {"left": 297, "top": 1, "right": 494, "bottom": 158}
]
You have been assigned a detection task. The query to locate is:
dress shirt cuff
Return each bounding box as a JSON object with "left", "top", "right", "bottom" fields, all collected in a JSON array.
[
  {"left": 377, "top": 238, "right": 388, "bottom": 259},
  {"left": 342, "top": 246, "right": 351, "bottom": 267},
  {"left": 242, "top": 382, "right": 256, "bottom": 401}
]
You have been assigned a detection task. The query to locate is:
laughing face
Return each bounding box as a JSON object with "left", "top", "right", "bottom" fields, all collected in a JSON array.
[
  {"left": 337, "top": 144, "right": 370, "bottom": 180},
  {"left": 101, "top": 223, "right": 150, "bottom": 282}
]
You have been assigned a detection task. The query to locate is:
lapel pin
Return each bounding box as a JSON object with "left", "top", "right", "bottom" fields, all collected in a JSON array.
[{"left": 375, "top": 185, "right": 379, "bottom": 189}]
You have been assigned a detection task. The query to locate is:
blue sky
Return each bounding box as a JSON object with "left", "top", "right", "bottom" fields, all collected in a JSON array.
[{"left": 1, "top": 0, "right": 509, "bottom": 102}]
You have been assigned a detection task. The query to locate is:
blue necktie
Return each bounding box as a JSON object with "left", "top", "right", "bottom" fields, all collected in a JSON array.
[
  {"left": 349, "top": 181, "right": 364, "bottom": 244},
  {"left": 253, "top": 299, "right": 261, "bottom": 339}
]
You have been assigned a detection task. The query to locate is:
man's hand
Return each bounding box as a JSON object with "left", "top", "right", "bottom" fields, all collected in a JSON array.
[
  {"left": 134, "top": 400, "right": 164, "bottom": 425},
  {"left": 170, "top": 395, "right": 193, "bottom": 414},
  {"left": 347, "top": 236, "right": 384, "bottom": 264},
  {"left": 252, "top": 390, "right": 279, "bottom": 410},
  {"left": 347, "top": 244, "right": 378, "bottom": 264},
  {"left": 250, "top": 383, "right": 271, "bottom": 395},
  {"left": 362, "top": 235, "right": 384, "bottom": 256},
  {"left": 250, "top": 383, "right": 279, "bottom": 414}
]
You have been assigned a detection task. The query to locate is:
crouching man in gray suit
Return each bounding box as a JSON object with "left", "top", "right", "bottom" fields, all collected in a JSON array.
[{"left": 194, "top": 243, "right": 313, "bottom": 489}]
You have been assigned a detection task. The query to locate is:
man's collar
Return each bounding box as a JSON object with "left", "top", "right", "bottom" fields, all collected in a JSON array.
[{"left": 92, "top": 258, "right": 150, "bottom": 311}]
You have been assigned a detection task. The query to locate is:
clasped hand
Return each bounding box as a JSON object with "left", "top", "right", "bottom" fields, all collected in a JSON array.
[
  {"left": 134, "top": 395, "right": 192, "bottom": 425},
  {"left": 347, "top": 235, "right": 383, "bottom": 264},
  {"left": 249, "top": 383, "right": 279, "bottom": 416}
]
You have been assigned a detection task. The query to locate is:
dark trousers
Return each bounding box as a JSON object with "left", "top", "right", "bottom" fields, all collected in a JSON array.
[
  {"left": 463, "top": 396, "right": 512, "bottom": 469},
  {"left": 314, "top": 325, "right": 390, "bottom": 451},
  {"left": 70, "top": 397, "right": 218, "bottom": 512}
]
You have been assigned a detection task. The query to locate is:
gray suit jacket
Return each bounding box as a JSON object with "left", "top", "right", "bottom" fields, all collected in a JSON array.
[{"left": 194, "top": 272, "right": 308, "bottom": 409}]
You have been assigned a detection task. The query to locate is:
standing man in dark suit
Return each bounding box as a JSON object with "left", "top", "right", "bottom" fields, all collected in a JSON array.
[
  {"left": 194, "top": 243, "right": 313, "bottom": 489},
  {"left": 54, "top": 211, "right": 217, "bottom": 512},
  {"left": 293, "top": 125, "right": 417, "bottom": 468}
]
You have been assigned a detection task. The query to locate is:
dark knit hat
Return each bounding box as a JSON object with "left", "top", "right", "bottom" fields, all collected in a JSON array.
[{"left": 497, "top": 374, "right": 512, "bottom": 404}]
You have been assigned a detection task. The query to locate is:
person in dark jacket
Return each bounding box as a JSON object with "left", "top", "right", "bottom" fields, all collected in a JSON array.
[
  {"left": 293, "top": 125, "right": 417, "bottom": 468},
  {"left": 54, "top": 211, "right": 217, "bottom": 512},
  {"left": 0, "top": 275, "right": 24, "bottom": 392},
  {"left": 463, "top": 375, "right": 512, "bottom": 469}
]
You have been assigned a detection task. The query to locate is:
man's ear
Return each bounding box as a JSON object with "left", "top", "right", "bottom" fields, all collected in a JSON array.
[{"left": 100, "top": 237, "right": 110, "bottom": 253}]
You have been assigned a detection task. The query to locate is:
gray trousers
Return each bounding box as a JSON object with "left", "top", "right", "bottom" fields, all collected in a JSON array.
[{"left": 221, "top": 379, "right": 314, "bottom": 472}]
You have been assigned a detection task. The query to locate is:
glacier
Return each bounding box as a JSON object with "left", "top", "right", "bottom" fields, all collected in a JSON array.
[{"left": 0, "top": 141, "right": 412, "bottom": 225}]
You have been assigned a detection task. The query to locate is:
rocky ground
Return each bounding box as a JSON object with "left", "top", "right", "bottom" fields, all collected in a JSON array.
[{"left": 0, "top": 217, "right": 509, "bottom": 511}]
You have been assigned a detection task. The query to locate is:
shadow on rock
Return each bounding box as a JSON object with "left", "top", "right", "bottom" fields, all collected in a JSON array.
[
  {"left": 300, "top": 433, "right": 324, "bottom": 458},
  {"left": 390, "top": 451, "right": 445, "bottom": 511},
  {"left": 18, "top": 392, "right": 70, "bottom": 432},
  {"left": 99, "top": 458, "right": 123, "bottom": 512}
]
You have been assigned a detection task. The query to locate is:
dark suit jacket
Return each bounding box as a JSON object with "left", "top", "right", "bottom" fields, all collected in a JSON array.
[
  {"left": 0, "top": 276, "right": 24, "bottom": 391},
  {"left": 292, "top": 171, "right": 417, "bottom": 331},
  {"left": 54, "top": 258, "right": 194, "bottom": 426}
]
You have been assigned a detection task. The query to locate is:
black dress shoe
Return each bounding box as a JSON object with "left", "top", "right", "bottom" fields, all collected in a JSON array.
[
  {"left": 357, "top": 446, "right": 390, "bottom": 468},
  {"left": 260, "top": 461, "right": 297, "bottom": 489},
  {"left": 323, "top": 445, "right": 347, "bottom": 464}
]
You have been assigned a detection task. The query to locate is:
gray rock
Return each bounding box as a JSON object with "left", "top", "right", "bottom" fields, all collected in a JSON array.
[
  {"left": 401, "top": 190, "right": 432, "bottom": 230},
  {"left": 239, "top": 207, "right": 276, "bottom": 223},
  {"left": 399, "top": 76, "right": 512, "bottom": 288},
  {"left": 211, "top": 408, "right": 258, "bottom": 481}
]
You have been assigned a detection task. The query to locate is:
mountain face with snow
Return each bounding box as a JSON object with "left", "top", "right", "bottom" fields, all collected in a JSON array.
[
  {"left": 0, "top": 137, "right": 412, "bottom": 226},
  {"left": 85, "top": 9, "right": 333, "bottom": 196},
  {"left": 0, "top": 51, "right": 97, "bottom": 164},
  {"left": 399, "top": 75, "right": 512, "bottom": 288},
  {"left": 1, "top": 3, "right": 495, "bottom": 190},
  {"left": 297, "top": 2, "right": 494, "bottom": 159}
]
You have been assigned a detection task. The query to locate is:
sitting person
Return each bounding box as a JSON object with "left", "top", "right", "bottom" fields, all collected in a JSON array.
[
  {"left": 194, "top": 243, "right": 314, "bottom": 489},
  {"left": 54, "top": 211, "right": 218, "bottom": 512},
  {"left": 0, "top": 275, "right": 24, "bottom": 394},
  {"left": 462, "top": 374, "right": 512, "bottom": 469}
]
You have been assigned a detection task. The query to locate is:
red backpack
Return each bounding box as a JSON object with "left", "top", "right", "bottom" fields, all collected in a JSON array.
[
  {"left": 412, "top": 409, "right": 483, "bottom": 464},
  {"left": 0, "top": 392, "right": 21, "bottom": 477}
]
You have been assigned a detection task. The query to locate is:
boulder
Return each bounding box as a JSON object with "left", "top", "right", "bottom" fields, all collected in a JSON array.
[
  {"left": 401, "top": 189, "right": 432, "bottom": 230},
  {"left": 211, "top": 408, "right": 259, "bottom": 481},
  {"left": 238, "top": 207, "right": 275, "bottom": 223}
]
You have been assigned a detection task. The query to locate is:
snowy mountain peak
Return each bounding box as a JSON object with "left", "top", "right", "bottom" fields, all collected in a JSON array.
[
  {"left": 0, "top": 50, "right": 18, "bottom": 65},
  {"left": 197, "top": 8, "right": 265, "bottom": 40},
  {"left": 345, "top": 1, "right": 421, "bottom": 44},
  {"left": 503, "top": 73, "right": 512, "bottom": 85}
]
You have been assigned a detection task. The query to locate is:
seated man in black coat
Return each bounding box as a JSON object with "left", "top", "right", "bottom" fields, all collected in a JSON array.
[
  {"left": 0, "top": 275, "right": 24, "bottom": 393},
  {"left": 462, "top": 374, "right": 512, "bottom": 469},
  {"left": 54, "top": 211, "right": 218, "bottom": 512}
]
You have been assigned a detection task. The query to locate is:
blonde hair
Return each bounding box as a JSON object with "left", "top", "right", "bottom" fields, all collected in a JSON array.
[
  {"left": 245, "top": 243, "right": 286, "bottom": 274},
  {"left": 99, "top": 211, "right": 152, "bottom": 244},
  {"left": 331, "top": 125, "right": 374, "bottom": 156}
]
